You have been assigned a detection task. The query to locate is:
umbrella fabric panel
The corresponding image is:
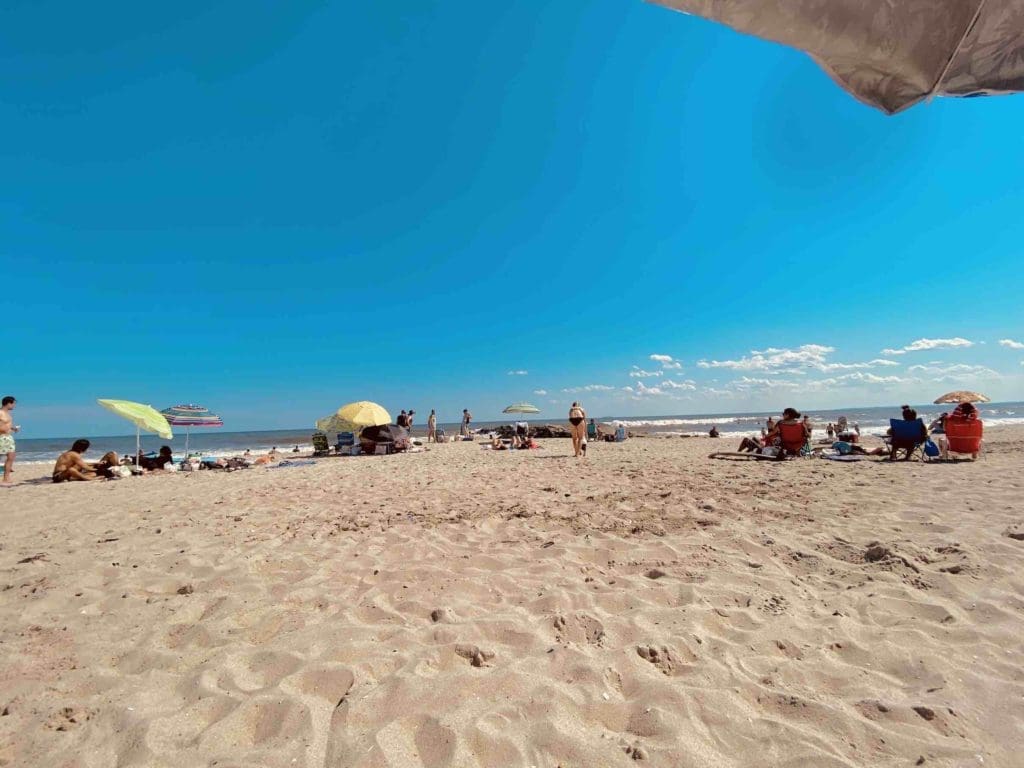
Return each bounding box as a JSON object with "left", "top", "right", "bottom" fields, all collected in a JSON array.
[
  {"left": 316, "top": 414, "right": 353, "bottom": 433},
  {"left": 98, "top": 399, "right": 174, "bottom": 440},
  {"left": 650, "top": 0, "right": 1024, "bottom": 113},
  {"left": 503, "top": 403, "right": 540, "bottom": 414},
  {"left": 933, "top": 390, "right": 991, "bottom": 404},
  {"left": 160, "top": 405, "right": 223, "bottom": 427},
  {"left": 335, "top": 401, "right": 392, "bottom": 428}
]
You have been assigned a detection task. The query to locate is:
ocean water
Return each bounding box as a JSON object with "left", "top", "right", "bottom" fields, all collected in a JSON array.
[{"left": 11, "top": 403, "right": 1022, "bottom": 464}]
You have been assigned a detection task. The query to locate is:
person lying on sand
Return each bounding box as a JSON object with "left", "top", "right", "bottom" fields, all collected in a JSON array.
[
  {"left": 490, "top": 436, "right": 508, "bottom": 451},
  {"left": 139, "top": 446, "right": 174, "bottom": 471},
  {"left": 52, "top": 440, "right": 119, "bottom": 482}
]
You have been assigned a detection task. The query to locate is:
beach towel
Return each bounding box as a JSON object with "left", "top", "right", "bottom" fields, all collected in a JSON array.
[
  {"left": 271, "top": 460, "right": 317, "bottom": 468},
  {"left": 708, "top": 451, "right": 794, "bottom": 461}
]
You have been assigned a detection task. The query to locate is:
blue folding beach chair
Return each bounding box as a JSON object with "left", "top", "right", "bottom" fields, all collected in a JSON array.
[{"left": 888, "top": 418, "right": 929, "bottom": 461}]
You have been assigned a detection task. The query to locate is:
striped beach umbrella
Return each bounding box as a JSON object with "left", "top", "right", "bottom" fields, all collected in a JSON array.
[
  {"left": 503, "top": 402, "right": 540, "bottom": 415},
  {"left": 160, "top": 404, "right": 223, "bottom": 457}
]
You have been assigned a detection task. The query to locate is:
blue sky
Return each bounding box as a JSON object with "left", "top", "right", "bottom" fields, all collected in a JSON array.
[{"left": 3, "top": 0, "right": 1022, "bottom": 437}]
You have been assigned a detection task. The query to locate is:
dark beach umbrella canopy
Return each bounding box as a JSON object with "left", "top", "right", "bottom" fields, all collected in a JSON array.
[{"left": 649, "top": 0, "right": 1024, "bottom": 114}]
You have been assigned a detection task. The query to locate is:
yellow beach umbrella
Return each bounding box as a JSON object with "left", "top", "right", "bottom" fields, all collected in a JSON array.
[
  {"left": 98, "top": 399, "right": 174, "bottom": 459},
  {"left": 320, "top": 401, "right": 392, "bottom": 432}
]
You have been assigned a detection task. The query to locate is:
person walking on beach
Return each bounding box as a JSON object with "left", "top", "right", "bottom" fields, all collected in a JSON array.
[
  {"left": 1, "top": 396, "right": 18, "bottom": 484},
  {"left": 407, "top": 410, "right": 415, "bottom": 432},
  {"left": 397, "top": 410, "right": 409, "bottom": 429},
  {"left": 568, "top": 402, "right": 587, "bottom": 457},
  {"left": 427, "top": 410, "right": 437, "bottom": 442},
  {"left": 461, "top": 409, "right": 472, "bottom": 436}
]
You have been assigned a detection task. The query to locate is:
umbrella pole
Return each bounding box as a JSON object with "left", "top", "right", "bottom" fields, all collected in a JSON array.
[
  {"left": 136, "top": 426, "right": 141, "bottom": 464},
  {"left": 185, "top": 426, "right": 190, "bottom": 458}
]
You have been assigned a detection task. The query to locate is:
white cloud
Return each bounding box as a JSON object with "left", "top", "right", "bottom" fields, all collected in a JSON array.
[
  {"left": 533, "top": 389, "right": 547, "bottom": 396},
  {"left": 561, "top": 384, "right": 615, "bottom": 393},
  {"left": 696, "top": 344, "right": 901, "bottom": 375},
  {"left": 905, "top": 363, "right": 998, "bottom": 382},
  {"left": 816, "top": 359, "right": 900, "bottom": 371},
  {"left": 625, "top": 379, "right": 698, "bottom": 399},
  {"left": 725, "top": 371, "right": 911, "bottom": 393},
  {"left": 661, "top": 378, "right": 697, "bottom": 390},
  {"left": 999, "top": 339, "right": 1024, "bottom": 350},
  {"left": 506, "top": 370, "right": 528, "bottom": 376},
  {"left": 649, "top": 354, "right": 682, "bottom": 370},
  {"left": 881, "top": 337, "right": 974, "bottom": 355},
  {"left": 629, "top": 366, "right": 663, "bottom": 378}
]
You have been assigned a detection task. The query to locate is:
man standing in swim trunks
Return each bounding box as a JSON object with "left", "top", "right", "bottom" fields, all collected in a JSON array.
[
  {"left": 461, "top": 409, "right": 472, "bottom": 436},
  {"left": 0, "top": 396, "right": 18, "bottom": 484}
]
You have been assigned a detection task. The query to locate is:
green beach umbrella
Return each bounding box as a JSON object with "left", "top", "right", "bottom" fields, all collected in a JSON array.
[{"left": 97, "top": 399, "right": 174, "bottom": 460}]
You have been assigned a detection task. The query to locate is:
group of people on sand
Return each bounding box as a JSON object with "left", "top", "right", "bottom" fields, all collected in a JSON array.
[
  {"left": 887, "top": 401, "right": 979, "bottom": 461},
  {"left": 50, "top": 442, "right": 181, "bottom": 483},
  {"left": 396, "top": 408, "right": 443, "bottom": 443}
]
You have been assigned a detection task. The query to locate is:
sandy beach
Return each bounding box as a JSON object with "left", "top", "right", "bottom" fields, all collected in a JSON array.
[{"left": 1, "top": 429, "right": 1022, "bottom": 767}]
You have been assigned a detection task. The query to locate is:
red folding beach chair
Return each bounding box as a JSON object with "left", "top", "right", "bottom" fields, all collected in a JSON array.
[
  {"left": 944, "top": 415, "right": 983, "bottom": 460},
  {"left": 778, "top": 422, "right": 809, "bottom": 456}
]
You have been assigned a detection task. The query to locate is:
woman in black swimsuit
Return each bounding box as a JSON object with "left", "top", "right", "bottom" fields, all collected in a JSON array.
[{"left": 568, "top": 402, "right": 587, "bottom": 457}]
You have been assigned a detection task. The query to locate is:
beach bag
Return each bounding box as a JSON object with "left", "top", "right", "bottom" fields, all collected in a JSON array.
[{"left": 924, "top": 438, "right": 941, "bottom": 458}]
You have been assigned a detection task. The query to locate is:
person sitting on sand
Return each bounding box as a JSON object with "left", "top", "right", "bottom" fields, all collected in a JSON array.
[
  {"left": 52, "top": 440, "right": 119, "bottom": 482},
  {"left": 709, "top": 426, "right": 720, "bottom": 438},
  {"left": 139, "top": 446, "right": 174, "bottom": 471},
  {"left": 737, "top": 435, "right": 764, "bottom": 453},
  {"left": 738, "top": 408, "right": 809, "bottom": 457},
  {"left": 490, "top": 435, "right": 508, "bottom": 451},
  {"left": 952, "top": 401, "right": 978, "bottom": 419}
]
